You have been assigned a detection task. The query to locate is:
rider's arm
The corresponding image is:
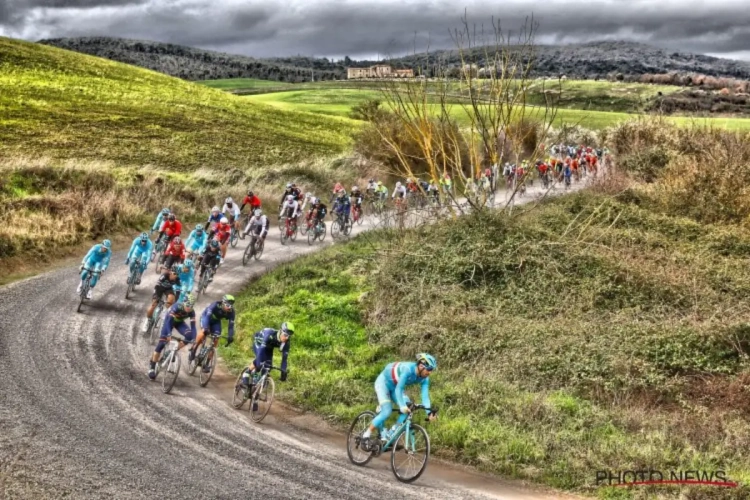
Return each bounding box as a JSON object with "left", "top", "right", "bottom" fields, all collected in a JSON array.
[
  {"left": 189, "top": 311, "right": 197, "bottom": 339},
  {"left": 420, "top": 377, "right": 432, "bottom": 412},
  {"left": 126, "top": 240, "right": 137, "bottom": 260},
  {"left": 279, "top": 341, "right": 290, "bottom": 372},
  {"left": 101, "top": 250, "right": 112, "bottom": 271},
  {"left": 82, "top": 246, "right": 96, "bottom": 265},
  {"left": 145, "top": 239, "right": 154, "bottom": 256},
  {"left": 151, "top": 214, "right": 163, "bottom": 231},
  {"left": 227, "top": 309, "right": 236, "bottom": 341}
]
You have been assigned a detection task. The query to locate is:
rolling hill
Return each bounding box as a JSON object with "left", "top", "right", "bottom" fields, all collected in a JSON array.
[{"left": 41, "top": 37, "right": 750, "bottom": 82}]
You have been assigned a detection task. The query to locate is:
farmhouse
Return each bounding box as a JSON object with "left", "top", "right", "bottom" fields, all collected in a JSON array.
[{"left": 347, "top": 65, "right": 414, "bottom": 79}]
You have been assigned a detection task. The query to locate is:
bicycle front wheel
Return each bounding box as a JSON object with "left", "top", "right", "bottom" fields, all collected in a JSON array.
[
  {"left": 230, "top": 230, "right": 239, "bottom": 248},
  {"left": 150, "top": 311, "right": 162, "bottom": 345},
  {"left": 254, "top": 241, "right": 264, "bottom": 260},
  {"left": 331, "top": 220, "right": 341, "bottom": 239},
  {"left": 232, "top": 372, "right": 248, "bottom": 409},
  {"left": 161, "top": 349, "right": 181, "bottom": 394},
  {"left": 242, "top": 241, "right": 254, "bottom": 266},
  {"left": 250, "top": 376, "right": 275, "bottom": 423},
  {"left": 346, "top": 410, "right": 376, "bottom": 466},
  {"left": 199, "top": 348, "right": 216, "bottom": 387},
  {"left": 390, "top": 423, "right": 430, "bottom": 483}
]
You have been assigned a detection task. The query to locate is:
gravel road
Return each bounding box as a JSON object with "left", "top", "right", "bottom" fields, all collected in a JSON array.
[{"left": 0, "top": 183, "right": 584, "bottom": 499}]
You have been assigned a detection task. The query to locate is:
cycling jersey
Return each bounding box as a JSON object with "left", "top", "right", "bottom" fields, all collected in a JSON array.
[
  {"left": 370, "top": 361, "right": 432, "bottom": 431},
  {"left": 177, "top": 267, "right": 194, "bottom": 295},
  {"left": 164, "top": 240, "right": 186, "bottom": 259},
  {"left": 280, "top": 199, "right": 300, "bottom": 218},
  {"left": 185, "top": 229, "right": 207, "bottom": 254},
  {"left": 151, "top": 212, "right": 167, "bottom": 232},
  {"left": 245, "top": 215, "right": 269, "bottom": 238},
  {"left": 159, "top": 302, "right": 197, "bottom": 343},
  {"left": 153, "top": 272, "right": 181, "bottom": 300},
  {"left": 392, "top": 185, "right": 407, "bottom": 199},
  {"left": 279, "top": 188, "right": 302, "bottom": 206},
  {"left": 310, "top": 204, "right": 327, "bottom": 221},
  {"left": 160, "top": 219, "right": 182, "bottom": 238},
  {"left": 207, "top": 212, "right": 222, "bottom": 228},
  {"left": 366, "top": 181, "right": 378, "bottom": 192},
  {"left": 200, "top": 301, "right": 236, "bottom": 341},
  {"left": 241, "top": 195, "right": 262, "bottom": 212},
  {"left": 252, "top": 328, "right": 290, "bottom": 372},
  {"left": 80, "top": 244, "right": 111, "bottom": 288},
  {"left": 223, "top": 202, "right": 240, "bottom": 220},
  {"left": 127, "top": 238, "right": 153, "bottom": 263},
  {"left": 213, "top": 223, "right": 232, "bottom": 243}
]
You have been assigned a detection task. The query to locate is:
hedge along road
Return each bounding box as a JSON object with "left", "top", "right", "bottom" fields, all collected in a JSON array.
[{"left": 0, "top": 178, "right": 589, "bottom": 499}]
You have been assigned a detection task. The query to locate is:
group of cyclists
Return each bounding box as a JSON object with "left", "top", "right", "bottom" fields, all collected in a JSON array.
[{"left": 72, "top": 182, "right": 439, "bottom": 448}]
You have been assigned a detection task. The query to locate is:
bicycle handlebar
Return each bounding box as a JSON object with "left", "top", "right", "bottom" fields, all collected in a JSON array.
[{"left": 389, "top": 402, "right": 439, "bottom": 420}]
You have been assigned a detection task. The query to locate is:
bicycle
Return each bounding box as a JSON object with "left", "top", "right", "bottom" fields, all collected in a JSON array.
[
  {"left": 330, "top": 211, "right": 352, "bottom": 240},
  {"left": 307, "top": 218, "right": 327, "bottom": 245},
  {"left": 229, "top": 226, "right": 239, "bottom": 248},
  {"left": 145, "top": 295, "right": 167, "bottom": 345},
  {"left": 232, "top": 363, "right": 279, "bottom": 423},
  {"left": 352, "top": 204, "right": 363, "bottom": 225},
  {"left": 394, "top": 198, "right": 408, "bottom": 229},
  {"left": 280, "top": 215, "right": 298, "bottom": 245},
  {"left": 187, "top": 332, "right": 225, "bottom": 387},
  {"left": 125, "top": 260, "right": 144, "bottom": 300},
  {"left": 151, "top": 235, "right": 166, "bottom": 266},
  {"left": 153, "top": 332, "right": 189, "bottom": 394},
  {"left": 347, "top": 403, "right": 437, "bottom": 483},
  {"left": 77, "top": 267, "right": 101, "bottom": 313},
  {"left": 197, "top": 263, "right": 216, "bottom": 295},
  {"left": 242, "top": 234, "right": 265, "bottom": 266}
]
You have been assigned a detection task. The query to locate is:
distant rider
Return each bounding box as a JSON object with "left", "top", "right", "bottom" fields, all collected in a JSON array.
[
  {"left": 125, "top": 232, "right": 153, "bottom": 284},
  {"left": 76, "top": 239, "right": 112, "bottom": 300}
]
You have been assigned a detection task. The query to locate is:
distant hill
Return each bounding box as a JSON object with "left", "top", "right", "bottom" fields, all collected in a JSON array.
[
  {"left": 40, "top": 37, "right": 750, "bottom": 82},
  {"left": 38, "top": 37, "right": 343, "bottom": 82}
]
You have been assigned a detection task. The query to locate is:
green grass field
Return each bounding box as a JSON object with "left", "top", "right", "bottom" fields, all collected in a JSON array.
[
  {"left": 201, "top": 77, "right": 294, "bottom": 91},
  {"left": 0, "top": 38, "right": 355, "bottom": 171}
]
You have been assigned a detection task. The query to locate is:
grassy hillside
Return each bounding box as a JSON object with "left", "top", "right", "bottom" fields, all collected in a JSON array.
[
  {"left": 244, "top": 87, "right": 750, "bottom": 131},
  {"left": 0, "top": 38, "right": 364, "bottom": 265},
  {"left": 223, "top": 193, "right": 750, "bottom": 498},
  {"left": 0, "top": 37, "right": 354, "bottom": 170}
]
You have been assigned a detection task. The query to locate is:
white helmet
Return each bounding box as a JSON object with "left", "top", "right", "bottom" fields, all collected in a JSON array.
[
  {"left": 395, "top": 182, "right": 402, "bottom": 188},
  {"left": 311, "top": 197, "right": 319, "bottom": 204},
  {"left": 406, "top": 178, "right": 412, "bottom": 183},
  {"left": 286, "top": 183, "right": 292, "bottom": 189},
  {"left": 287, "top": 195, "right": 294, "bottom": 201},
  {"left": 211, "top": 206, "right": 220, "bottom": 213},
  {"left": 220, "top": 216, "right": 228, "bottom": 224},
  {"left": 225, "top": 197, "right": 233, "bottom": 204},
  {"left": 352, "top": 186, "right": 360, "bottom": 192},
  {"left": 305, "top": 192, "right": 312, "bottom": 198},
  {"left": 254, "top": 209, "right": 262, "bottom": 217}
]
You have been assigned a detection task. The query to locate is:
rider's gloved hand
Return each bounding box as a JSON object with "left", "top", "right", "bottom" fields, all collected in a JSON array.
[
  {"left": 79, "top": 264, "right": 84, "bottom": 272},
  {"left": 280, "top": 370, "right": 288, "bottom": 382},
  {"left": 399, "top": 405, "right": 411, "bottom": 414}
]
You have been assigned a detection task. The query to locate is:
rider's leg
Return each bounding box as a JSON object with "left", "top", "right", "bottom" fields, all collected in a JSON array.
[
  {"left": 150, "top": 316, "right": 174, "bottom": 367},
  {"left": 364, "top": 374, "right": 392, "bottom": 438},
  {"left": 166, "top": 292, "right": 176, "bottom": 308},
  {"left": 89, "top": 265, "right": 101, "bottom": 288}
]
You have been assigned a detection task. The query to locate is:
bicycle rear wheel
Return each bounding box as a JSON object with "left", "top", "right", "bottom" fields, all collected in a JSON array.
[
  {"left": 307, "top": 227, "right": 316, "bottom": 245},
  {"left": 250, "top": 376, "right": 275, "bottom": 423},
  {"left": 390, "top": 423, "right": 430, "bottom": 483},
  {"left": 199, "top": 348, "right": 216, "bottom": 387},
  {"left": 331, "top": 220, "right": 341, "bottom": 239},
  {"left": 161, "top": 348, "right": 181, "bottom": 394},
  {"left": 319, "top": 223, "right": 326, "bottom": 242},
  {"left": 346, "top": 410, "right": 376, "bottom": 466},
  {"left": 230, "top": 230, "right": 239, "bottom": 248},
  {"left": 187, "top": 343, "right": 202, "bottom": 375}
]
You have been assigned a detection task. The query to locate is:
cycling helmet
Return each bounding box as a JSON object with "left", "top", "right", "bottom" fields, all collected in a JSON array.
[
  {"left": 173, "top": 237, "right": 181, "bottom": 245},
  {"left": 210, "top": 240, "right": 220, "bottom": 249},
  {"left": 406, "top": 178, "right": 412, "bottom": 184},
  {"left": 225, "top": 197, "right": 233, "bottom": 204},
  {"left": 195, "top": 223, "right": 204, "bottom": 231},
  {"left": 173, "top": 263, "right": 183, "bottom": 273},
  {"left": 377, "top": 181, "right": 383, "bottom": 186},
  {"left": 184, "top": 258, "right": 194, "bottom": 269},
  {"left": 286, "top": 195, "right": 294, "bottom": 202},
  {"left": 221, "top": 294, "right": 235, "bottom": 309},
  {"left": 311, "top": 197, "right": 319, "bottom": 205},
  {"left": 220, "top": 217, "right": 228, "bottom": 224},
  {"left": 139, "top": 232, "right": 148, "bottom": 241},
  {"left": 369, "top": 178, "right": 375, "bottom": 183},
  {"left": 182, "top": 293, "right": 196, "bottom": 310},
  {"left": 352, "top": 186, "right": 360, "bottom": 192},
  {"left": 337, "top": 190, "right": 345, "bottom": 198},
  {"left": 211, "top": 206, "right": 220, "bottom": 213},
  {"left": 254, "top": 209, "right": 262, "bottom": 217},
  {"left": 305, "top": 192, "right": 312, "bottom": 199},
  {"left": 416, "top": 353, "right": 437, "bottom": 371},
  {"left": 281, "top": 322, "right": 295, "bottom": 336},
  {"left": 102, "top": 239, "right": 112, "bottom": 249},
  {"left": 247, "top": 190, "right": 254, "bottom": 196},
  {"left": 161, "top": 208, "right": 170, "bottom": 215},
  {"left": 286, "top": 182, "right": 292, "bottom": 189},
  {"left": 395, "top": 181, "right": 402, "bottom": 188},
  {"left": 168, "top": 214, "right": 176, "bottom": 221}
]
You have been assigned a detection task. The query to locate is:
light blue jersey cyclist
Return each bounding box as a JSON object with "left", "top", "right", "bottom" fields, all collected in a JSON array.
[
  {"left": 361, "top": 353, "right": 437, "bottom": 442},
  {"left": 185, "top": 224, "right": 207, "bottom": 255},
  {"left": 175, "top": 261, "right": 195, "bottom": 300},
  {"left": 151, "top": 208, "right": 170, "bottom": 234},
  {"left": 76, "top": 240, "right": 112, "bottom": 299},
  {"left": 125, "top": 232, "right": 153, "bottom": 279}
]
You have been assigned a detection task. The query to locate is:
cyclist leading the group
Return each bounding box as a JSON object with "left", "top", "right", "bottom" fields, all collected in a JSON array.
[
  {"left": 125, "top": 232, "right": 153, "bottom": 285},
  {"left": 76, "top": 239, "right": 112, "bottom": 299},
  {"left": 189, "top": 295, "right": 236, "bottom": 373},
  {"left": 147, "top": 293, "right": 197, "bottom": 380},
  {"left": 361, "top": 353, "right": 438, "bottom": 444}
]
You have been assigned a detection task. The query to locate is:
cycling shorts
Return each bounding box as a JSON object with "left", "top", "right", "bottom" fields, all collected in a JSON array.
[{"left": 153, "top": 284, "right": 176, "bottom": 301}]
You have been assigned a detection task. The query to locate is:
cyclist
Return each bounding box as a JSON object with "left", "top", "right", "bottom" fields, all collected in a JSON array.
[
  {"left": 307, "top": 198, "right": 328, "bottom": 226},
  {"left": 198, "top": 239, "right": 222, "bottom": 281},
  {"left": 366, "top": 178, "right": 378, "bottom": 196},
  {"left": 361, "top": 353, "right": 437, "bottom": 444},
  {"left": 374, "top": 181, "right": 388, "bottom": 204},
  {"left": 405, "top": 178, "right": 419, "bottom": 198},
  {"left": 299, "top": 192, "right": 313, "bottom": 214},
  {"left": 238, "top": 322, "right": 294, "bottom": 390},
  {"left": 211, "top": 217, "right": 232, "bottom": 263},
  {"left": 439, "top": 173, "right": 452, "bottom": 195},
  {"left": 331, "top": 181, "right": 344, "bottom": 202},
  {"left": 279, "top": 194, "right": 300, "bottom": 227},
  {"left": 391, "top": 181, "right": 407, "bottom": 201},
  {"left": 206, "top": 206, "right": 223, "bottom": 232},
  {"left": 162, "top": 236, "right": 186, "bottom": 270},
  {"left": 185, "top": 224, "right": 207, "bottom": 258},
  {"left": 241, "top": 190, "right": 262, "bottom": 213},
  {"left": 223, "top": 197, "right": 241, "bottom": 233},
  {"left": 147, "top": 293, "right": 197, "bottom": 380},
  {"left": 144, "top": 265, "right": 181, "bottom": 330},
  {"left": 176, "top": 260, "right": 195, "bottom": 300},
  {"left": 151, "top": 208, "right": 170, "bottom": 236},
  {"left": 125, "top": 232, "right": 153, "bottom": 285},
  {"left": 189, "top": 295, "right": 236, "bottom": 373},
  {"left": 351, "top": 186, "right": 363, "bottom": 220},
  {"left": 244, "top": 209, "right": 270, "bottom": 241},
  {"left": 76, "top": 239, "right": 112, "bottom": 299},
  {"left": 158, "top": 214, "right": 182, "bottom": 245},
  {"left": 333, "top": 189, "right": 351, "bottom": 225},
  {"left": 279, "top": 183, "right": 302, "bottom": 208}
]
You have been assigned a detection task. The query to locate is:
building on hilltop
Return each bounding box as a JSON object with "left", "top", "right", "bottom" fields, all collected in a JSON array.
[{"left": 347, "top": 64, "right": 414, "bottom": 79}]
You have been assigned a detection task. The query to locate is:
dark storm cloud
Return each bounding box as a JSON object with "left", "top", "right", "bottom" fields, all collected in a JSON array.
[{"left": 1, "top": 0, "right": 749, "bottom": 60}]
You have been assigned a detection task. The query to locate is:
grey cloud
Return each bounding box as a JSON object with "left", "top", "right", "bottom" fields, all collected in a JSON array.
[{"left": 2, "top": 0, "right": 750, "bottom": 60}]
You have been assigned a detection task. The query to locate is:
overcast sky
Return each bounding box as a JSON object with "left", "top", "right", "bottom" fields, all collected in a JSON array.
[{"left": 1, "top": 0, "right": 750, "bottom": 60}]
